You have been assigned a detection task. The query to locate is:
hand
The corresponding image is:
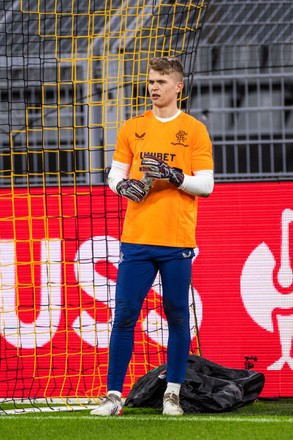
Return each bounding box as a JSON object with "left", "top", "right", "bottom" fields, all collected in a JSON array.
[
  {"left": 140, "top": 154, "right": 184, "bottom": 188},
  {"left": 116, "top": 179, "right": 148, "bottom": 202}
]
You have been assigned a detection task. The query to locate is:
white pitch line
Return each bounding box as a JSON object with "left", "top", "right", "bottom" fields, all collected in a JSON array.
[{"left": 1, "top": 415, "right": 293, "bottom": 423}]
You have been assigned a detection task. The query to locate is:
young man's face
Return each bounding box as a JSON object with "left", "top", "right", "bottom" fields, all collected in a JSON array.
[{"left": 148, "top": 69, "right": 184, "bottom": 108}]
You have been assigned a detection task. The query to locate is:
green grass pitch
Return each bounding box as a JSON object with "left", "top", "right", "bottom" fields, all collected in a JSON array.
[{"left": 0, "top": 399, "right": 293, "bottom": 440}]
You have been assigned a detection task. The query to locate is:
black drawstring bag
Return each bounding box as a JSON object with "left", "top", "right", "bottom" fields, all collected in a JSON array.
[{"left": 125, "top": 355, "right": 265, "bottom": 413}]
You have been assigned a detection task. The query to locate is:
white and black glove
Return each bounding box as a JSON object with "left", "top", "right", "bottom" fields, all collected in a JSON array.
[
  {"left": 140, "top": 154, "right": 184, "bottom": 188},
  {"left": 116, "top": 178, "right": 148, "bottom": 202}
]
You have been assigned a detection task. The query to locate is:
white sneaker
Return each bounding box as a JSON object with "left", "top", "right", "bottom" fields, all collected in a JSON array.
[
  {"left": 90, "top": 394, "right": 123, "bottom": 416},
  {"left": 162, "top": 392, "right": 184, "bottom": 416}
]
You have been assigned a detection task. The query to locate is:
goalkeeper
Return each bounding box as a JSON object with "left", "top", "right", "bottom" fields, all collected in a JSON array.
[{"left": 91, "top": 56, "right": 214, "bottom": 417}]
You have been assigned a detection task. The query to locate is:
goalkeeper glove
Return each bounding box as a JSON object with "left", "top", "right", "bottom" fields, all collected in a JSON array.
[
  {"left": 116, "top": 178, "right": 148, "bottom": 202},
  {"left": 140, "top": 154, "right": 184, "bottom": 188}
]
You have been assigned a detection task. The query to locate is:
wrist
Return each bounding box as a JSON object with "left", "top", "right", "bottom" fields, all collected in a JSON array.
[
  {"left": 116, "top": 179, "right": 126, "bottom": 196},
  {"left": 169, "top": 167, "right": 184, "bottom": 188}
]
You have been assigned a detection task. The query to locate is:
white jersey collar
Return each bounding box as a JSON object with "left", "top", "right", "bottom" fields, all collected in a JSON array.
[{"left": 153, "top": 109, "right": 181, "bottom": 122}]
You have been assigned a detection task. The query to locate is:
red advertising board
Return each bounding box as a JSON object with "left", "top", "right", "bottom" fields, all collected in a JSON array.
[
  {"left": 0, "top": 182, "right": 292, "bottom": 398},
  {"left": 195, "top": 182, "right": 293, "bottom": 398}
]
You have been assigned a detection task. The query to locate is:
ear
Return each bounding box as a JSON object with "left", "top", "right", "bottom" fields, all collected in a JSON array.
[{"left": 176, "top": 81, "right": 184, "bottom": 93}]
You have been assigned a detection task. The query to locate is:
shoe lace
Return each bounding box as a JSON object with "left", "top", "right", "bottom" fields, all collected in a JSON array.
[
  {"left": 164, "top": 392, "right": 180, "bottom": 405},
  {"left": 104, "top": 394, "right": 121, "bottom": 405}
]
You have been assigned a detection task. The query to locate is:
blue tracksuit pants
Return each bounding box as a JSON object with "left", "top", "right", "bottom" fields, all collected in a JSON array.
[{"left": 107, "top": 243, "right": 195, "bottom": 392}]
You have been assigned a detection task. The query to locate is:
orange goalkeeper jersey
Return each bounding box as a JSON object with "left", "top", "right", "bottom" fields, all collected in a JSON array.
[{"left": 113, "top": 110, "right": 214, "bottom": 248}]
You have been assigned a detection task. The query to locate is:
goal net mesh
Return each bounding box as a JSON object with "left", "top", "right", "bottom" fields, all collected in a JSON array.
[{"left": 0, "top": 0, "right": 206, "bottom": 409}]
